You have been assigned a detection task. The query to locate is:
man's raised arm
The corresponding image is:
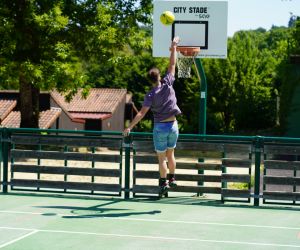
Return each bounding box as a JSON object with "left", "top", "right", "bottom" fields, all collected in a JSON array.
[{"left": 168, "top": 36, "right": 180, "bottom": 76}]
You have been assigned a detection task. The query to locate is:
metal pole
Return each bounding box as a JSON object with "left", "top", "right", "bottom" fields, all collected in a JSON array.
[
  {"left": 254, "top": 136, "right": 263, "bottom": 206},
  {"left": 0, "top": 129, "right": 2, "bottom": 191},
  {"left": 194, "top": 58, "right": 207, "bottom": 196},
  {"left": 194, "top": 58, "right": 207, "bottom": 135},
  {"left": 2, "top": 128, "right": 9, "bottom": 193},
  {"left": 124, "top": 136, "right": 131, "bottom": 199}
]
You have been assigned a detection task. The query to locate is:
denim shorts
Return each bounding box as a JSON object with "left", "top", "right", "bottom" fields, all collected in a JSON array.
[{"left": 153, "top": 120, "right": 179, "bottom": 152}]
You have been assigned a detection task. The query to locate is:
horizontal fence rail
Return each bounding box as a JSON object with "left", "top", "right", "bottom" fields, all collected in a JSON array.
[
  {"left": 2, "top": 128, "right": 123, "bottom": 196},
  {"left": 1, "top": 128, "right": 300, "bottom": 206}
]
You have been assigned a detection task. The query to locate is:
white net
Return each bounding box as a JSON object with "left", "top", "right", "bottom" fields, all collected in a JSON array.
[
  {"left": 177, "top": 55, "right": 194, "bottom": 78},
  {"left": 176, "top": 48, "right": 200, "bottom": 78}
]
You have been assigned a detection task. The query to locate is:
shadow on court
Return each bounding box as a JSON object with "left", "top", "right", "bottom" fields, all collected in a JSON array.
[
  {"left": 5, "top": 192, "right": 300, "bottom": 213},
  {"left": 35, "top": 200, "right": 161, "bottom": 219}
]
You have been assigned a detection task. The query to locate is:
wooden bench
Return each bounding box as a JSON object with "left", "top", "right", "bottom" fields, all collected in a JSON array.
[
  {"left": 263, "top": 145, "right": 300, "bottom": 203},
  {"left": 10, "top": 134, "right": 123, "bottom": 195},
  {"left": 132, "top": 140, "right": 252, "bottom": 201}
]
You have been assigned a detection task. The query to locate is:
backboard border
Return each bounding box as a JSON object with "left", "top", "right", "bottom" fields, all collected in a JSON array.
[{"left": 171, "top": 21, "right": 209, "bottom": 50}]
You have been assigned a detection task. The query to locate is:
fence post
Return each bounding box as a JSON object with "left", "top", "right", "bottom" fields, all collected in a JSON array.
[
  {"left": 254, "top": 136, "right": 263, "bottom": 206},
  {"left": 0, "top": 129, "right": 2, "bottom": 191},
  {"left": 124, "top": 136, "right": 131, "bottom": 199},
  {"left": 2, "top": 128, "right": 9, "bottom": 193},
  {"left": 197, "top": 158, "right": 204, "bottom": 197}
]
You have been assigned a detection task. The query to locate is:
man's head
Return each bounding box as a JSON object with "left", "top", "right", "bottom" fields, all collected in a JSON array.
[{"left": 148, "top": 67, "right": 161, "bottom": 84}]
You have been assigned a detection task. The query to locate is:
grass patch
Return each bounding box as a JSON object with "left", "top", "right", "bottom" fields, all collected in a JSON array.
[
  {"left": 175, "top": 149, "right": 222, "bottom": 159},
  {"left": 228, "top": 175, "right": 255, "bottom": 190}
]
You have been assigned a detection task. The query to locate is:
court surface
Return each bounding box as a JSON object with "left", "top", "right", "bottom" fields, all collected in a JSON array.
[{"left": 0, "top": 193, "right": 300, "bottom": 250}]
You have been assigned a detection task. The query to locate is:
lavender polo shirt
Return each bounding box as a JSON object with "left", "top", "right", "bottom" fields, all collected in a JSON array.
[{"left": 143, "top": 72, "right": 181, "bottom": 123}]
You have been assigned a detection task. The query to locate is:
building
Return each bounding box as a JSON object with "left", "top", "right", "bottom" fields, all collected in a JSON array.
[
  {"left": 0, "top": 89, "right": 130, "bottom": 131},
  {"left": 50, "top": 89, "right": 127, "bottom": 131},
  {"left": 0, "top": 91, "right": 60, "bottom": 129}
]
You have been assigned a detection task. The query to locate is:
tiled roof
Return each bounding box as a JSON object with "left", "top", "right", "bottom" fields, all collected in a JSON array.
[
  {"left": 1, "top": 108, "right": 61, "bottom": 129},
  {"left": 39, "top": 108, "right": 62, "bottom": 129},
  {"left": 51, "top": 88, "right": 127, "bottom": 113},
  {"left": 69, "top": 112, "right": 112, "bottom": 120},
  {"left": 0, "top": 99, "right": 17, "bottom": 121},
  {"left": 1, "top": 111, "right": 20, "bottom": 128}
]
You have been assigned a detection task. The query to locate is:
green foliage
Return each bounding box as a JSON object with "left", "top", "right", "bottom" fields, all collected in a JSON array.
[
  {"left": 274, "top": 17, "right": 300, "bottom": 135},
  {"left": 0, "top": 1, "right": 297, "bottom": 133},
  {"left": 202, "top": 28, "right": 288, "bottom": 134},
  {"left": 291, "top": 17, "right": 300, "bottom": 54},
  {"left": 0, "top": 0, "right": 152, "bottom": 127},
  {"left": 277, "top": 64, "right": 300, "bottom": 133},
  {"left": 0, "top": 1, "right": 87, "bottom": 98},
  {"left": 173, "top": 77, "right": 200, "bottom": 133}
]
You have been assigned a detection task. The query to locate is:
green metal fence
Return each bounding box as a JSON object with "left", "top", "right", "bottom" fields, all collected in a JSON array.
[{"left": 1, "top": 128, "right": 300, "bottom": 206}]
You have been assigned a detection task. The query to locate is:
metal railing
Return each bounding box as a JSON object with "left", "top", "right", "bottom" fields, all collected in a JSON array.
[{"left": 1, "top": 127, "right": 300, "bottom": 206}]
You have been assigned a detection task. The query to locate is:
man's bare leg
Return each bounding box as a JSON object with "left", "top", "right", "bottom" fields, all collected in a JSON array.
[
  {"left": 157, "top": 151, "right": 168, "bottom": 178},
  {"left": 166, "top": 148, "right": 176, "bottom": 174},
  {"left": 157, "top": 151, "right": 169, "bottom": 196},
  {"left": 166, "top": 148, "right": 177, "bottom": 187}
]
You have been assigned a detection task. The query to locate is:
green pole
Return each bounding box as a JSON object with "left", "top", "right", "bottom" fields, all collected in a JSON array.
[
  {"left": 0, "top": 129, "right": 2, "bottom": 191},
  {"left": 194, "top": 58, "right": 207, "bottom": 196},
  {"left": 194, "top": 58, "right": 207, "bottom": 135},
  {"left": 124, "top": 136, "right": 131, "bottom": 199},
  {"left": 254, "top": 136, "right": 263, "bottom": 207},
  {"left": 2, "top": 128, "right": 9, "bottom": 193},
  {"left": 64, "top": 145, "right": 68, "bottom": 193}
]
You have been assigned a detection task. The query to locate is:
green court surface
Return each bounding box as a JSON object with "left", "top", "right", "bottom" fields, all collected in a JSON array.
[{"left": 0, "top": 193, "right": 300, "bottom": 250}]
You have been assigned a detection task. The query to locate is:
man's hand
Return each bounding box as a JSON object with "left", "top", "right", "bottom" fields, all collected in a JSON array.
[
  {"left": 171, "top": 36, "right": 180, "bottom": 48},
  {"left": 122, "top": 107, "right": 149, "bottom": 137},
  {"left": 168, "top": 36, "right": 180, "bottom": 75},
  {"left": 123, "top": 128, "right": 131, "bottom": 137}
]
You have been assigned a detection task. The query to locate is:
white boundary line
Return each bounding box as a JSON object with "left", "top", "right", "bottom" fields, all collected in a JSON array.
[
  {"left": 0, "top": 210, "right": 299, "bottom": 231},
  {"left": 0, "top": 230, "right": 38, "bottom": 249},
  {"left": 0, "top": 226, "right": 299, "bottom": 248}
]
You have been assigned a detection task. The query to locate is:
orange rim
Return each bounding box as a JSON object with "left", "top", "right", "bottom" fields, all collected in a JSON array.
[{"left": 176, "top": 46, "right": 200, "bottom": 57}]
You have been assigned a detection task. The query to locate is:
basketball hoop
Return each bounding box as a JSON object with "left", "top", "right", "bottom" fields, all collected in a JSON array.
[{"left": 176, "top": 47, "right": 200, "bottom": 78}]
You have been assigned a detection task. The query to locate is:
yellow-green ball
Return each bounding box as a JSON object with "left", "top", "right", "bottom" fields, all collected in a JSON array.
[{"left": 160, "top": 11, "right": 175, "bottom": 26}]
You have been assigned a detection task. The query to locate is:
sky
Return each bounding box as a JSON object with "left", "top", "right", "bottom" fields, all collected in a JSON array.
[{"left": 227, "top": 0, "right": 300, "bottom": 36}]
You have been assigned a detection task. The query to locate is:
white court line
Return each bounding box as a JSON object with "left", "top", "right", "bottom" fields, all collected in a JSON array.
[
  {"left": 0, "top": 210, "right": 299, "bottom": 231},
  {"left": 0, "top": 226, "right": 299, "bottom": 248},
  {"left": 0, "top": 230, "right": 38, "bottom": 249}
]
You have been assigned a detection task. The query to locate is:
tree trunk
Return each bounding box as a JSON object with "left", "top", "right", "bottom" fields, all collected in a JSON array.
[
  {"left": 19, "top": 72, "right": 39, "bottom": 128},
  {"left": 15, "top": 0, "right": 40, "bottom": 128}
]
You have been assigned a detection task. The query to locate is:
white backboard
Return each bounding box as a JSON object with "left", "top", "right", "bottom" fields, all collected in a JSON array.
[{"left": 153, "top": 0, "right": 228, "bottom": 58}]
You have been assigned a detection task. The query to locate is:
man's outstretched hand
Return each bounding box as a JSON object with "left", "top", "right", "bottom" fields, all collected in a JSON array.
[
  {"left": 171, "top": 36, "right": 180, "bottom": 48},
  {"left": 123, "top": 127, "right": 131, "bottom": 137}
]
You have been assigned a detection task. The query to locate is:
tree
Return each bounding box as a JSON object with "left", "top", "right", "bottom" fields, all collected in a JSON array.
[
  {"left": 1, "top": 1, "right": 82, "bottom": 127},
  {"left": 203, "top": 29, "right": 288, "bottom": 134},
  {"left": 0, "top": 0, "right": 151, "bottom": 128},
  {"left": 288, "top": 13, "right": 297, "bottom": 28},
  {"left": 291, "top": 17, "right": 300, "bottom": 54},
  {"left": 276, "top": 16, "right": 300, "bottom": 134}
]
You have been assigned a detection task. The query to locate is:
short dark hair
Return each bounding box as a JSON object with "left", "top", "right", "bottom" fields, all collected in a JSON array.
[{"left": 148, "top": 67, "right": 160, "bottom": 83}]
